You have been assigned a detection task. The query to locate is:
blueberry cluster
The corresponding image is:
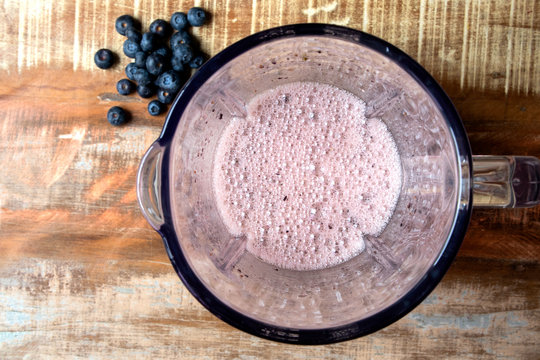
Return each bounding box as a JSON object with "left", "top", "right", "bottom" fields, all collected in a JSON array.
[{"left": 94, "top": 8, "right": 208, "bottom": 125}]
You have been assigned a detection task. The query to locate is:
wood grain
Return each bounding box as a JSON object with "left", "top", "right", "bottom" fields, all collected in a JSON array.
[{"left": 0, "top": 0, "right": 539, "bottom": 358}]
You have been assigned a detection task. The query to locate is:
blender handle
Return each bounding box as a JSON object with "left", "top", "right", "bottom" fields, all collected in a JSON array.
[
  {"left": 137, "top": 141, "right": 165, "bottom": 230},
  {"left": 472, "top": 156, "right": 540, "bottom": 208}
]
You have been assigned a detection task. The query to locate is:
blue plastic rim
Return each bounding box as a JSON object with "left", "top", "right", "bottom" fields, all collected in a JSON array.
[{"left": 150, "top": 24, "right": 473, "bottom": 344}]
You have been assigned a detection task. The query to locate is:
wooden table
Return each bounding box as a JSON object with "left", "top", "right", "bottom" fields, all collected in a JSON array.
[{"left": 1, "top": 0, "right": 539, "bottom": 358}]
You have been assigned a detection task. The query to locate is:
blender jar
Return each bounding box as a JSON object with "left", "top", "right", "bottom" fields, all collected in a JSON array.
[{"left": 137, "top": 24, "right": 540, "bottom": 344}]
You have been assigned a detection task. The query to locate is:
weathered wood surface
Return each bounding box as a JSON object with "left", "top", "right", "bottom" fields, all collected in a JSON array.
[{"left": 0, "top": 0, "right": 539, "bottom": 358}]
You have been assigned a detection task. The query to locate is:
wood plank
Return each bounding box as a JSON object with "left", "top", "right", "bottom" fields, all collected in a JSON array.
[{"left": 0, "top": 257, "right": 537, "bottom": 358}]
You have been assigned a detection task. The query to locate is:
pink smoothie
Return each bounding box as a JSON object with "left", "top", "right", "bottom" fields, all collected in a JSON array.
[{"left": 213, "top": 82, "right": 401, "bottom": 271}]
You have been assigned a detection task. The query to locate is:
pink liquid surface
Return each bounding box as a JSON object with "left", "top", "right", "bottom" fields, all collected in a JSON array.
[{"left": 213, "top": 82, "right": 402, "bottom": 271}]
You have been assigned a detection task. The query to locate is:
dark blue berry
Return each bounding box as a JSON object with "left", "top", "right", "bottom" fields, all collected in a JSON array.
[
  {"left": 141, "top": 32, "right": 160, "bottom": 52},
  {"left": 146, "top": 53, "right": 167, "bottom": 76},
  {"left": 170, "top": 56, "right": 185, "bottom": 72},
  {"left": 94, "top": 49, "right": 114, "bottom": 69},
  {"left": 148, "top": 100, "right": 166, "bottom": 116},
  {"left": 149, "top": 19, "right": 172, "bottom": 38},
  {"left": 137, "top": 84, "right": 156, "bottom": 98},
  {"left": 134, "top": 51, "right": 147, "bottom": 67},
  {"left": 134, "top": 67, "right": 153, "bottom": 85},
  {"left": 173, "top": 44, "right": 194, "bottom": 64},
  {"left": 187, "top": 7, "right": 206, "bottom": 27},
  {"left": 170, "top": 30, "right": 192, "bottom": 49},
  {"left": 115, "top": 15, "right": 137, "bottom": 36},
  {"left": 154, "top": 47, "right": 171, "bottom": 59},
  {"left": 107, "top": 106, "right": 128, "bottom": 126},
  {"left": 123, "top": 39, "right": 141, "bottom": 58},
  {"left": 189, "top": 54, "right": 205, "bottom": 69},
  {"left": 157, "top": 88, "right": 176, "bottom": 104},
  {"left": 125, "top": 63, "right": 139, "bottom": 81},
  {"left": 156, "top": 70, "right": 183, "bottom": 93},
  {"left": 126, "top": 28, "right": 142, "bottom": 43},
  {"left": 170, "top": 12, "right": 188, "bottom": 30},
  {"left": 116, "top": 79, "right": 135, "bottom": 95}
]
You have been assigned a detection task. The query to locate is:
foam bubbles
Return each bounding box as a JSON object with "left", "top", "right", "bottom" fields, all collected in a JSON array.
[{"left": 213, "top": 82, "right": 402, "bottom": 271}]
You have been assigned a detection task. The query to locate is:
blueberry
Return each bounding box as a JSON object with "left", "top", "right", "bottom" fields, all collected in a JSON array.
[
  {"left": 173, "top": 44, "right": 194, "bottom": 64},
  {"left": 115, "top": 15, "right": 137, "bottom": 36},
  {"left": 149, "top": 19, "right": 172, "bottom": 38},
  {"left": 107, "top": 106, "right": 129, "bottom": 126},
  {"left": 189, "top": 54, "right": 205, "bottom": 69},
  {"left": 156, "top": 70, "right": 183, "bottom": 93},
  {"left": 126, "top": 28, "right": 142, "bottom": 43},
  {"left": 170, "top": 12, "right": 188, "bottom": 30},
  {"left": 141, "top": 32, "right": 160, "bottom": 52},
  {"left": 146, "top": 53, "right": 167, "bottom": 76},
  {"left": 171, "top": 56, "right": 185, "bottom": 72},
  {"left": 125, "top": 63, "right": 139, "bottom": 81},
  {"left": 187, "top": 7, "right": 206, "bottom": 27},
  {"left": 134, "top": 51, "right": 147, "bottom": 67},
  {"left": 94, "top": 48, "right": 114, "bottom": 69},
  {"left": 116, "top": 79, "right": 135, "bottom": 95},
  {"left": 123, "top": 39, "right": 141, "bottom": 58},
  {"left": 170, "top": 30, "right": 192, "bottom": 49},
  {"left": 133, "top": 67, "right": 153, "bottom": 85},
  {"left": 148, "top": 100, "right": 166, "bottom": 116},
  {"left": 137, "top": 84, "right": 156, "bottom": 98},
  {"left": 157, "top": 88, "right": 176, "bottom": 104},
  {"left": 154, "top": 47, "right": 171, "bottom": 59}
]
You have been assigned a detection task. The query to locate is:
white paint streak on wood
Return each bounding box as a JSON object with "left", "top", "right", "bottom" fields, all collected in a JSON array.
[
  {"left": 59, "top": 128, "right": 86, "bottom": 141},
  {"left": 133, "top": 0, "right": 141, "bottom": 18},
  {"left": 145, "top": 260, "right": 171, "bottom": 266},
  {"left": 504, "top": 0, "right": 515, "bottom": 95},
  {"left": 150, "top": 0, "right": 156, "bottom": 25},
  {"left": 267, "top": 0, "right": 272, "bottom": 27},
  {"left": 437, "top": 0, "right": 447, "bottom": 80},
  {"left": 429, "top": 0, "right": 438, "bottom": 74},
  {"left": 402, "top": 0, "right": 411, "bottom": 48},
  {"left": 471, "top": 1, "right": 479, "bottom": 89},
  {"left": 251, "top": 0, "right": 257, "bottom": 34},
  {"left": 302, "top": 1, "right": 337, "bottom": 17},
  {"left": 362, "top": 0, "right": 369, "bottom": 31},
  {"left": 47, "top": 0, "right": 53, "bottom": 65},
  {"left": 30, "top": 0, "right": 36, "bottom": 68},
  {"left": 389, "top": 0, "right": 397, "bottom": 43},
  {"left": 514, "top": 3, "right": 529, "bottom": 94},
  {"left": 91, "top": 0, "right": 97, "bottom": 67},
  {"left": 279, "top": 0, "right": 284, "bottom": 25},
  {"left": 73, "top": 0, "right": 81, "bottom": 71},
  {"left": 480, "top": 1, "right": 490, "bottom": 92},
  {"left": 164, "top": 0, "right": 169, "bottom": 15},
  {"left": 210, "top": 0, "right": 217, "bottom": 54},
  {"left": 306, "top": 0, "right": 313, "bottom": 22},
  {"left": 223, "top": 0, "right": 230, "bottom": 45},
  {"left": 459, "top": 0, "right": 470, "bottom": 89},
  {"left": 526, "top": 1, "right": 535, "bottom": 95},
  {"left": 17, "top": 0, "right": 27, "bottom": 72},
  {"left": 517, "top": 0, "right": 527, "bottom": 95},
  {"left": 378, "top": 0, "right": 383, "bottom": 36},
  {"left": 82, "top": 0, "right": 93, "bottom": 71},
  {"left": 331, "top": 17, "right": 351, "bottom": 26},
  {"left": 104, "top": 0, "right": 110, "bottom": 48},
  {"left": 29, "top": 0, "right": 35, "bottom": 69},
  {"left": 324, "top": 0, "right": 330, "bottom": 23}
]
